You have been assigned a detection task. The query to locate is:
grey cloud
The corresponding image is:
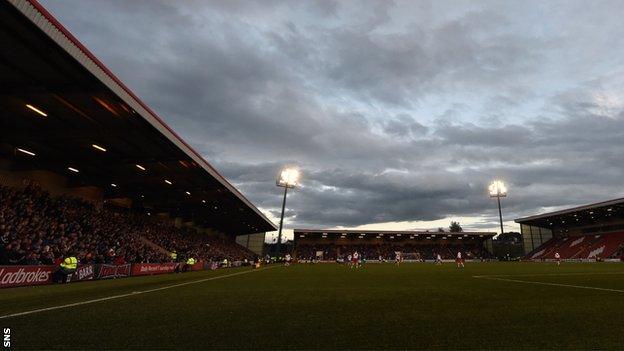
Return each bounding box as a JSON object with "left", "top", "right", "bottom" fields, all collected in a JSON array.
[{"left": 40, "top": 0, "right": 624, "bottom": 232}]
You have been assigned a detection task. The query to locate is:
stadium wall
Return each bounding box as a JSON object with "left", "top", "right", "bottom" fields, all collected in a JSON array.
[
  {"left": 235, "top": 233, "right": 265, "bottom": 255},
  {"left": 520, "top": 224, "right": 553, "bottom": 254}
]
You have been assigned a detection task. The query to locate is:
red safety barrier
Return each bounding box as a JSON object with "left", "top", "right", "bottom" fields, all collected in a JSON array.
[
  {"left": 0, "top": 261, "right": 224, "bottom": 288},
  {"left": 191, "top": 262, "right": 204, "bottom": 271}
]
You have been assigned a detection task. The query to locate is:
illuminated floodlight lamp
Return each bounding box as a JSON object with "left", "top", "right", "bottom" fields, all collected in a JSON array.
[
  {"left": 164, "top": 179, "right": 172, "bottom": 185},
  {"left": 277, "top": 168, "right": 300, "bottom": 188},
  {"left": 91, "top": 144, "right": 107, "bottom": 152},
  {"left": 111, "top": 183, "right": 117, "bottom": 187},
  {"left": 17, "top": 148, "right": 36, "bottom": 156},
  {"left": 185, "top": 191, "right": 191, "bottom": 195},
  {"left": 67, "top": 167, "right": 79, "bottom": 173},
  {"left": 136, "top": 164, "right": 146, "bottom": 171},
  {"left": 26, "top": 104, "right": 47, "bottom": 117},
  {"left": 488, "top": 180, "right": 507, "bottom": 198}
]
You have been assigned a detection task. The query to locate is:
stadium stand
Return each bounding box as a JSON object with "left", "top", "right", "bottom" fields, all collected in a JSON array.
[
  {"left": 293, "top": 229, "right": 495, "bottom": 261},
  {"left": 0, "top": 184, "right": 257, "bottom": 266},
  {"left": 517, "top": 198, "right": 624, "bottom": 260},
  {"left": 0, "top": 0, "right": 276, "bottom": 282}
]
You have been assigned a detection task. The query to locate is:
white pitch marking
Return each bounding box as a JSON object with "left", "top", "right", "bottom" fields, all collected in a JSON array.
[
  {"left": 473, "top": 271, "right": 624, "bottom": 279},
  {"left": 473, "top": 275, "right": 624, "bottom": 294},
  {"left": 0, "top": 267, "right": 275, "bottom": 320}
]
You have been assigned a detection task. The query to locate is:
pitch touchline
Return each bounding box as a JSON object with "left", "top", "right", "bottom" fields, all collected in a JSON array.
[
  {"left": 473, "top": 275, "right": 624, "bottom": 294},
  {"left": 0, "top": 267, "right": 276, "bottom": 320},
  {"left": 473, "top": 271, "right": 624, "bottom": 278}
]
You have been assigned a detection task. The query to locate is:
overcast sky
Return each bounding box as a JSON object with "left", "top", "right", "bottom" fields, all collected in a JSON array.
[{"left": 41, "top": 0, "right": 624, "bottom": 239}]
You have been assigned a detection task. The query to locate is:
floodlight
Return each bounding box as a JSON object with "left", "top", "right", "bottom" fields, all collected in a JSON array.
[
  {"left": 91, "top": 144, "right": 107, "bottom": 152},
  {"left": 488, "top": 180, "right": 508, "bottom": 235},
  {"left": 17, "top": 148, "right": 35, "bottom": 156},
  {"left": 488, "top": 180, "right": 507, "bottom": 197},
  {"left": 26, "top": 104, "right": 47, "bottom": 117},
  {"left": 274, "top": 166, "right": 301, "bottom": 254},
  {"left": 277, "top": 167, "right": 300, "bottom": 188}
]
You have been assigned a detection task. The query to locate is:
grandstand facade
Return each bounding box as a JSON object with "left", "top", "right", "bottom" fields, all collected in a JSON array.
[
  {"left": 516, "top": 198, "right": 624, "bottom": 260},
  {"left": 293, "top": 229, "right": 495, "bottom": 261},
  {"left": 0, "top": 0, "right": 275, "bottom": 283}
]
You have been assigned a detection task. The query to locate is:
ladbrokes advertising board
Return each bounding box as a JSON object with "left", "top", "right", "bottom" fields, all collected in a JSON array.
[{"left": 0, "top": 265, "right": 55, "bottom": 288}]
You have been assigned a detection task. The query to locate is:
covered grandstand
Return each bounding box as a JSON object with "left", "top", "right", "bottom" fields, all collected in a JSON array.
[
  {"left": 516, "top": 198, "right": 624, "bottom": 260},
  {"left": 0, "top": 0, "right": 275, "bottom": 277},
  {"left": 293, "top": 229, "right": 495, "bottom": 261}
]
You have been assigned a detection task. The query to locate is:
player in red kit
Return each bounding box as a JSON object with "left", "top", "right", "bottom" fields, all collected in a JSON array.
[
  {"left": 456, "top": 251, "right": 465, "bottom": 268},
  {"left": 352, "top": 251, "right": 360, "bottom": 268}
]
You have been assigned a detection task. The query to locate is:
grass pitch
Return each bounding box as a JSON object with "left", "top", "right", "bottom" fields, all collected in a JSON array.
[{"left": 2, "top": 262, "right": 624, "bottom": 350}]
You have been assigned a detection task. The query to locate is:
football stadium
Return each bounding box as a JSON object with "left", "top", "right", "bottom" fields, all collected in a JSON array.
[{"left": 2, "top": 1, "right": 624, "bottom": 350}]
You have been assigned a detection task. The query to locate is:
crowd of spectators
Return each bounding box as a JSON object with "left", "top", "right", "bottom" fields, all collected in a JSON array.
[
  {"left": 143, "top": 223, "right": 256, "bottom": 263},
  {"left": 0, "top": 184, "right": 255, "bottom": 266}
]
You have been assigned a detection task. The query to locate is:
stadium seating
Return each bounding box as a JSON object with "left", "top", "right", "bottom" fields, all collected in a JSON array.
[
  {"left": 575, "top": 232, "right": 624, "bottom": 259},
  {"left": 526, "top": 232, "right": 624, "bottom": 260},
  {"left": 0, "top": 184, "right": 256, "bottom": 265}
]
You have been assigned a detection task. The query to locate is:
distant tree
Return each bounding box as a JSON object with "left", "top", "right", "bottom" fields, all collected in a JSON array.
[
  {"left": 437, "top": 227, "right": 445, "bottom": 232},
  {"left": 449, "top": 221, "right": 463, "bottom": 232}
]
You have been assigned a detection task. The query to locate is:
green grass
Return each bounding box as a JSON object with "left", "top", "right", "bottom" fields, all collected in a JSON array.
[{"left": 2, "top": 262, "right": 624, "bottom": 350}]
